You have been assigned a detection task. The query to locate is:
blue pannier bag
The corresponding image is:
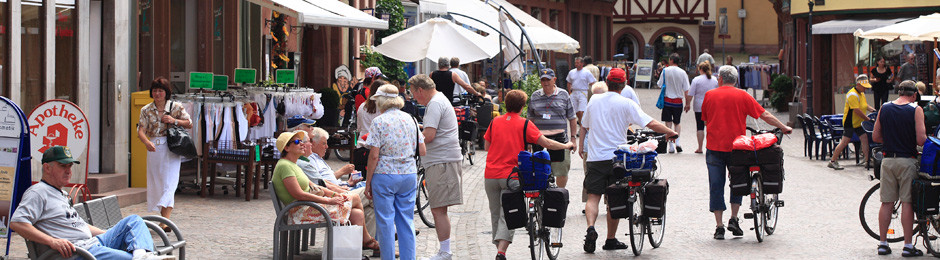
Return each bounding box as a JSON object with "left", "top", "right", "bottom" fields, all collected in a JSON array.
[
  {"left": 518, "top": 150, "right": 552, "bottom": 191},
  {"left": 921, "top": 136, "right": 940, "bottom": 176}
]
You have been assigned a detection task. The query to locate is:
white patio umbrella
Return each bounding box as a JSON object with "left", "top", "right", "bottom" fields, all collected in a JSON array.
[
  {"left": 373, "top": 18, "right": 499, "bottom": 64},
  {"left": 500, "top": 12, "right": 524, "bottom": 81},
  {"left": 854, "top": 13, "right": 940, "bottom": 41}
]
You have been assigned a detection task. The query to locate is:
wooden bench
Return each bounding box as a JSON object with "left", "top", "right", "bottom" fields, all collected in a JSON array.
[{"left": 24, "top": 195, "right": 186, "bottom": 260}]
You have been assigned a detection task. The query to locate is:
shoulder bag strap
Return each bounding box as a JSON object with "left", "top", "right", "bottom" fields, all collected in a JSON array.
[
  {"left": 522, "top": 118, "right": 529, "bottom": 151},
  {"left": 413, "top": 116, "right": 420, "bottom": 163}
]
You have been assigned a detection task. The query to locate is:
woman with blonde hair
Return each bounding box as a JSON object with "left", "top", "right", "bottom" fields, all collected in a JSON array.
[{"left": 364, "top": 84, "right": 427, "bottom": 260}]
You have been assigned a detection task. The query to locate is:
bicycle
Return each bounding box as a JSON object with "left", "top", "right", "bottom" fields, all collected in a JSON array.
[
  {"left": 860, "top": 173, "right": 940, "bottom": 256},
  {"left": 414, "top": 164, "right": 435, "bottom": 228},
  {"left": 455, "top": 94, "right": 483, "bottom": 165},
  {"left": 738, "top": 127, "right": 785, "bottom": 243},
  {"left": 506, "top": 173, "right": 563, "bottom": 260},
  {"left": 617, "top": 130, "right": 668, "bottom": 256}
]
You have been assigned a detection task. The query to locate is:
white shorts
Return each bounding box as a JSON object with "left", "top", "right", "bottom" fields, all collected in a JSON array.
[{"left": 571, "top": 90, "right": 589, "bottom": 112}]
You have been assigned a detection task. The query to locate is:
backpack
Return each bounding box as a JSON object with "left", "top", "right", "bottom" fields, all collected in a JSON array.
[
  {"left": 925, "top": 102, "right": 940, "bottom": 133},
  {"left": 921, "top": 137, "right": 940, "bottom": 176}
]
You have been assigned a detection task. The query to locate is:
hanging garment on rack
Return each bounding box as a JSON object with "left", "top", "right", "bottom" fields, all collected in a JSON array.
[
  {"left": 235, "top": 102, "right": 249, "bottom": 142},
  {"left": 217, "top": 104, "right": 236, "bottom": 148}
]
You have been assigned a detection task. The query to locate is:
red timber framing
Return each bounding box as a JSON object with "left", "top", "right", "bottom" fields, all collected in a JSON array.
[{"left": 615, "top": 0, "right": 709, "bottom": 22}]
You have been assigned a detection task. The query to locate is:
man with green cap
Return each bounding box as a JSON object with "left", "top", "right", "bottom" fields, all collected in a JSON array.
[{"left": 10, "top": 146, "right": 173, "bottom": 259}]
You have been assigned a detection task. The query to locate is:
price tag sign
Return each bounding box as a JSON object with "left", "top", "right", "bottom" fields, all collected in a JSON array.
[
  {"left": 276, "top": 69, "right": 296, "bottom": 85},
  {"left": 189, "top": 72, "right": 213, "bottom": 89},
  {"left": 213, "top": 75, "right": 229, "bottom": 91},
  {"left": 234, "top": 68, "right": 257, "bottom": 84}
]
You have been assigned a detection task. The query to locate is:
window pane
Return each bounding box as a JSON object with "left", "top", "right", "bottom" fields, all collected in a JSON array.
[
  {"left": 22, "top": 1, "right": 44, "bottom": 112},
  {"left": 55, "top": 3, "right": 76, "bottom": 102}
]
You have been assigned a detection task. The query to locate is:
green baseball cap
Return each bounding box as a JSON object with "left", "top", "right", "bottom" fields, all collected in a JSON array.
[{"left": 41, "top": 146, "right": 80, "bottom": 164}]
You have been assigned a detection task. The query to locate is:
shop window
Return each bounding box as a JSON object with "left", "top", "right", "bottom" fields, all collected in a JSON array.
[
  {"left": 170, "top": 0, "right": 195, "bottom": 94},
  {"left": 240, "top": 0, "right": 262, "bottom": 80},
  {"left": 21, "top": 0, "right": 44, "bottom": 112},
  {"left": 213, "top": 0, "right": 224, "bottom": 75},
  {"left": 55, "top": 0, "right": 76, "bottom": 102},
  {"left": 616, "top": 34, "right": 638, "bottom": 62},
  {"left": 653, "top": 32, "right": 692, "bottom": 68}
]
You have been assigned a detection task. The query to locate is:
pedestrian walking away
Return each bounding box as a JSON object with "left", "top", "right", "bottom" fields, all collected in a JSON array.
[
  {"left": 410, "top": 74, "right": 464, "bottom": 260},
  {"left": 136, "top": 77, "right": 192, "bottom": 232},
  {"left": 872, "top": 80, "right": 927, "bottom": 256},
  {"left": 697, "top": 49, "right": 715, "bottom": 69},
  {"left": 567, "top": 57, "right": 597, "bottom": 124},
  {"left": 11, "top": 146, "right": 174, "bottom": 260},
  {"left": 483, "top": 89, "right": 573, "bottom": 260},
  {"left": 450, "top": 57, "right": 472, "bottom": 98},
  {"left": 579, "top": 68, "right": 678, "bottom": 253},
  {"left": 828, "top": 75, "right": 875, "bottom": 170},
  {"left": 364, "top": 85, "right": 427, "bottom": 260},
  {"left": 657, "top": 53, "right": 691, "bottom": 153},
  {"left": 685, "top": 62, "right": 719, "bottom": 154},
  {"left": 528, "top": 68, "right": 579, "bottom": 188},
  {"left": 431, "top": 57, "right": 479, "bottom": 103},
  {"left": 700, "top": 65, "right": 792, "bottom": 240}
]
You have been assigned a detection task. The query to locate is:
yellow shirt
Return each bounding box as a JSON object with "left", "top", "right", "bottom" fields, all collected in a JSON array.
[{"left": 843, "top": 87, "right": 868, "bottom": 128}]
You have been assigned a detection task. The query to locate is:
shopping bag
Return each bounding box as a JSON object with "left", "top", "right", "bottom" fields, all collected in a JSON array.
[
  {"left": 325, "top": 224, "right": 363, "bottom": 260},
  {"left": 655, "top": 81, "right": 666, "bottom": 109}
]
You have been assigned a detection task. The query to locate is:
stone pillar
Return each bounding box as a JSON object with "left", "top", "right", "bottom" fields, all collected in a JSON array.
[{"left": 101, "top": 0, "right": 131, "bottom": 174}]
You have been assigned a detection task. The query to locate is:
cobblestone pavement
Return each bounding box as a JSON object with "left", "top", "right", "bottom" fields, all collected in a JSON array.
[{"left": 5, "top": 88, "right": 899, "bottom": 259}]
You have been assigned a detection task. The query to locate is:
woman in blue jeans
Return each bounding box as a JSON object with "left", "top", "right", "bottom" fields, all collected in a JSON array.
[{"left": 364, "top": 84, "right": 427, "bottom": 260}]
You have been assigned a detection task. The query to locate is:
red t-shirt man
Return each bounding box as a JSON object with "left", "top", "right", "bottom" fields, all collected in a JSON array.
[
  {"left": 701, "top": 86, "right": 765, "bottom": 152},
  {"left": 483, "top": 112, "right": 543, "bottom": 179}
]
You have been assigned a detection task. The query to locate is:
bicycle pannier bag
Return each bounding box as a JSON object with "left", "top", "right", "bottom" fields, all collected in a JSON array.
[
  {"left": 760, "top": 163, "right": 784, "bottom": 194},
  {"left": 913, "top": 178, "right": 940, "bottom": 215},
  {"left": 458, "top": 120, "right": 478, "bottom": 141},
  {"left": 729, "top": 150, "right": 757, "bottom": 166},
  {"left": 728, "top": 165, "right": 751, "bottom": 196},
  {"left": 501, "top": 190, "right": 527, "bottom": 230},
  {"left": 755, "top": 145, "right": 784, "bottom": 165},
  {"left": 920, "top": 136, "right": 940, "bottom": 176},
  {"left": 642, "top": 179, "right": 669, "bottom": 217},
  {"left": 605, "top": 182, "right": 633, "bottom": 219},
  {"left": 542, "top": 187, "right": 570, "bottom": 228}
]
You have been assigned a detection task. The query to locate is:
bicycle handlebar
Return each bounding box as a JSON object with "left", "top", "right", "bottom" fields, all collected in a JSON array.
[{"left": 746, "top": 127, "right": 784, "bottom": 145}]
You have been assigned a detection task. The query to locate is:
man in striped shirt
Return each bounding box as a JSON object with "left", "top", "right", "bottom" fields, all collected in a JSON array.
[{"left": 528, "top": 68, "right": 578, "bottom": 188}]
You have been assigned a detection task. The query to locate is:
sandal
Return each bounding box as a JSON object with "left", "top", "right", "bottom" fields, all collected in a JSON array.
[
  {"left": 902, "top": 246, "right": 923, "bottom": 257},
  {"left": 878, "top": 244, "right": 891, "bottom": 255},
  {"left": 363, "top": 238, "right": 380, "bottom": 250},
  {"left": 159, "top": 224, "right": 172, "bottom": 233}
]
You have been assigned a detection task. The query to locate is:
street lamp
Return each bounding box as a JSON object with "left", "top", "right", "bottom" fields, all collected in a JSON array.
[{"left": 806, "top": 0, "right": 814, "bottom": 115}]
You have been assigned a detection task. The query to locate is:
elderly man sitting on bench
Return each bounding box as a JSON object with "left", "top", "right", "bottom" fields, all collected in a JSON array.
[{"left": 11, "top": 146, "right": 172, "bottom": 260}]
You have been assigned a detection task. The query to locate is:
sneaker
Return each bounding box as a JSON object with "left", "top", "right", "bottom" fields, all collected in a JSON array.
[
  {"left": 601, "top": 239, "right": 629, "bottom": 250},
  {"left": 667, "top": 142, "right": 676, "bottom": 153},
  {"left": 902, "top": 246, "right": 924, "bottom": 257},
  {"left": 714, "top": 227, "right": 725, "bottom": 240},
  {"left": 676, "top": 145, "right": 683, "bottom": 153},
  {"left": 495, "top": 253, "right": 507, "bottom": 260},
  {"left": 584, "top": 227, "right": 598, "bottom": 253},
  {"left": 425, "top": 251, "right": 453, "bottom": 260},
  {"left": 878, "top": 244, "right": 892, "bottom": 255},
  {"left": 727, "top": 218, "right": 744, "bottom": 236},
  {"left": 827, "top": 161, "right": 844, "bottom": 170},
  {"left": 133, "top": 252, "right": 176, "bottom": 260}
]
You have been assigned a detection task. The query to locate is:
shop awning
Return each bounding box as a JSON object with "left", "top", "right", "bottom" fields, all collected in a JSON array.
[
  {"left": 812, "top": 17, "right": 911, "bottom": 35},
  {"left": 255, "top": 0, "right": 388, "bottom": 30}
]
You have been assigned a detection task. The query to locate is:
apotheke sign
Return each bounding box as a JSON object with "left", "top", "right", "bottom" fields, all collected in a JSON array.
[{"left": 27, "top": 100, "right": 89, "bottom": 163}]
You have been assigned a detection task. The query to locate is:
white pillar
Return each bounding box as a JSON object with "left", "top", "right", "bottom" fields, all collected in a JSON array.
[
  {"left": 9, "top": 0, "right": 21, "bottom": 106},
  {"left": 44, "top": 0, "right": 54, "bottom": 101},
  {"left": 77, "top": 0, "right": 91, "bottom": 111}
]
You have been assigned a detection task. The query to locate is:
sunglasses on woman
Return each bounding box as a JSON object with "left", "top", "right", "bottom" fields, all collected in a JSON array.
[{"left": 291, "top": 139, "right": 306, "bottom": 145}]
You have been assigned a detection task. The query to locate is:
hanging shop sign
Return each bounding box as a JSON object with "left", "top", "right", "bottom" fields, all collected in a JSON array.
[
  {"left": 189, "top": 72, "right": 214, "bottom": 89},
  {"left": 234, "top": 68, "right": 257, "bottom": 84}
]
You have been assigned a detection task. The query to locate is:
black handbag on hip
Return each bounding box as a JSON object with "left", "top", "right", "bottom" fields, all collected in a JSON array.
[{"left": 166, "top": 101, "right": 197, "bottom": 158}]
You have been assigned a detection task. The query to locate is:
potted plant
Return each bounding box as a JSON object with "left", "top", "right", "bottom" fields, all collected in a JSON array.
[{"left": 769, "top": 74, "right": 793, "bottom": 112}]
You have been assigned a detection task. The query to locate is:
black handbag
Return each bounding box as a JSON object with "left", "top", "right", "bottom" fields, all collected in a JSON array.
[
  {"left": 353, "top": 147, "right": 369, "bottom": 172},
  {"left": 166, "top": 101, "right": 197, "bottom": 158}
]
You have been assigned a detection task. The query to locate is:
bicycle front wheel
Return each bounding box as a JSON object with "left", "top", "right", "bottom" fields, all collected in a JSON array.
[
  {"left": 753, "top": 176, "right": 765, "bottom": 243},
  {"left": 859, "top": 183, "right": 903, "bottom": 242},
  {"left": 416, "top": 172, "right": 435, "bottom": 228},
  {"left": 629, "top": 193, "right": 645, "bottom": 256},
  {"left": 648, "top": 207, "right": 666, "bottom": 248},
  {"left": 923, "top": 215, "right": 940, "bottom": 256}
]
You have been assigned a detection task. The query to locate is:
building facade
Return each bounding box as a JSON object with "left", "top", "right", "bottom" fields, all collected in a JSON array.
[
  {"left": 507, "top": 0, "right": 615, "bottom": 73},
  {"left": 611, "top": 0, "right": 714, "bottom": 69}
]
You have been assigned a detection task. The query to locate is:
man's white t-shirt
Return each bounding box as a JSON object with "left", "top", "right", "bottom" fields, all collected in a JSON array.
[
  {"left": 451, "top": 68, "right": 470, "bottom": 97},
  {"left": 657, "top": 66, "right": 691, "bottom": 99},
  {"left": 567, "top": 68, "right": 597, "bottom": 91},
  {"left": 620, "top": 85, "right": 641, "bottom": 105},
  {"left": 582, "top": 92, "right": 654, "bottom": 162}
]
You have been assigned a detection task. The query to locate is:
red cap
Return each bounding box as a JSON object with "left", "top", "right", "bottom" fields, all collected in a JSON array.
[{"left": 607, "top": 68, "right": 627, "bottom": 83}]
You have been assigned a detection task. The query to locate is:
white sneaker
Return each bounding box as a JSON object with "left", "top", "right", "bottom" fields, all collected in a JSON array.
[
  {"left": 425, "top": 251, "right": 453, "bottom": 260},
  {"left": 133, "top": 252, "right": 177, "bottom": 260},
  {"left": 667, "top": 141, "right": 676, "bottom": 153}
]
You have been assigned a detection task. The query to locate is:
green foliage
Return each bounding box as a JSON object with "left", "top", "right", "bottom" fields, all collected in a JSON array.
[
  {"left": 769, "top": 74, "right": 793, "bottom": 111},
  {"left": 318, "top": 86, "right": 340, "bottom": 110},
  {"left": 513, "top": 74, "right": 541, "bottom": 117},
  {"left": 370, "top": 0, "right": 407, "bottom": 83}
]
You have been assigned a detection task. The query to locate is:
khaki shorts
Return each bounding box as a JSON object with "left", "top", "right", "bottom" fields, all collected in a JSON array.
[
  {"left": 880, "top": 157, "right": 918, "bottom": 203},
  {"left": 551, "top": 152, "right": 571, "bottom": 177},
  {"left": 425, "top": 161, "right": 464, "bottom": 208}
]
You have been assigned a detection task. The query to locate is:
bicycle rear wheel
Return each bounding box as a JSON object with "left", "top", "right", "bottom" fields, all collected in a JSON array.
[
  {"left": 764, "top": 193, "right": 779, "bottom": 235},
  {"left": 543, "top": 226, "right": 562, "bottom": 260},
  {"left": 416, "top": 172, "right": 435, "bottom": 228},
  {"left": 860, "top": 183, "right": 903, "bottom": 242},
  {"left": 753, "top": 176, "right": 765, "bottom": 243},
  {"left": 333, "top": 149, "right": 350, "bottom": 162},
  {"left": 629, "top": 193, "right": 645, "bottom": 256},
  {"left": 648, "top": 208, "right": 666, "bottom": 248},
  {"left": 529, "top": 201, "right": 544, "bottom": 260},
  {"left": 467, "top": 140, "right": 476, "bottom": 165},
  {"left": 923, "top": 216, "right": 940, "bottom": 256}
]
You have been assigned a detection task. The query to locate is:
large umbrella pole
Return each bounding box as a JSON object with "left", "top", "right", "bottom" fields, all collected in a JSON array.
[
  {"left": 446, "top": 12, "right": 527, "bottom": 59},
  {"left": 489, "top": 4, "right": 545, "bottom": 72}
]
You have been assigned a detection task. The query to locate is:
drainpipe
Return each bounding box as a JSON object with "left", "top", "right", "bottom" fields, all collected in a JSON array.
[
  {"left": 739, "top": 0, "right": 745, "bottom": 53},
  {"left": 806, "top": 1, "right": 814, "bottom": 116}
]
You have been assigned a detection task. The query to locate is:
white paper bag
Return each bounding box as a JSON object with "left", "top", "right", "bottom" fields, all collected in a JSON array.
[{"left": 324, "top": 224, "right": 363, "bottom": 260}]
